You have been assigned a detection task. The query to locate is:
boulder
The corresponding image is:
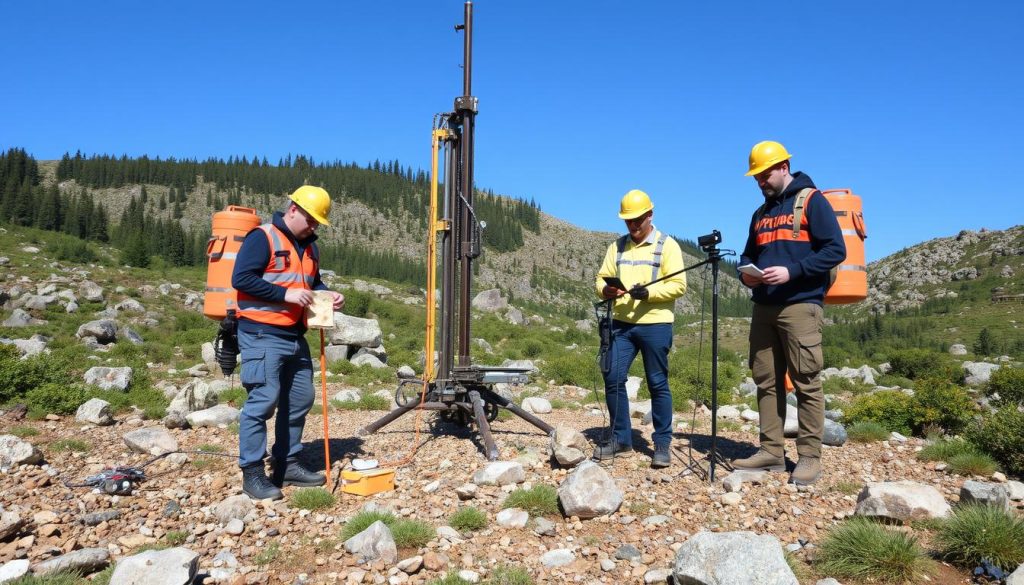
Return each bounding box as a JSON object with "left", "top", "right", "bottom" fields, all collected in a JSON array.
[
  {"left": 472, "top": 461, "right": 525, "bottom": 486},
  {"left": 76, "top": 319, "right": 117, "bottom": 344},
  {"left": 185, "top": 404, "right": 240, "bottom": 428},
  {"left": 329, "top": 313, "right": 382, "bottom": 347},
  {"left": 471, "top": 289, "right": 508, "bottom": 313},
  {"left": 522, "top": 397, "right": 552, "bottom": 415},
  {"left": 557, "top": 460, "right": 623, "bottom": 518},
  {"left": 108, "top": 547, "right": 198, "bottom": 585},
  {"left": 550, "top": 425, "right": 588, "bottom": 467},
  {"left": 855, "top": 481, "right": 951, "bottom": 522},
  {"left": 123, "top": 428, "right": 179, "bottom": 456},
  {"left": 0, "top": 435, "right": 43, "bottom": 468},
  {"left": 672, "top": 531, "right": 797, "bottom": 585},
  {"left": 84, "top": 366, "right": 133, "bottom": 391},
  {"left": 959, "top": 480, "right": 1010, "bottom": 511},
  {"left": 76, "top": 398, "right": 114, "bottom": 426},
  {"left": 344, "top": 521, "right": 397, "bottom": 564},
  {"left": 963, "top": 361, "right": 1000, "bottom": 386},
  {"left": 31, "top": 548, "right": 109, "bottom": 577}
]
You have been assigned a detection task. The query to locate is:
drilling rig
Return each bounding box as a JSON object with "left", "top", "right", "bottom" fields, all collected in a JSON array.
[{"left": 358, "top": 1, "right": 553, "bottom": 460}]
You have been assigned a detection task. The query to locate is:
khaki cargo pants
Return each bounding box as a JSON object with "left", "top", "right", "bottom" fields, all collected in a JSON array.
[{"left": 749, "top": 302, "right": 825, "bottom": 459}]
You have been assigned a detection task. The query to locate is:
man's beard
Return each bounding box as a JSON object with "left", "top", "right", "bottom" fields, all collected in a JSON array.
[{"left": 761, "top": 185, "right": 778, "bottom": 199}]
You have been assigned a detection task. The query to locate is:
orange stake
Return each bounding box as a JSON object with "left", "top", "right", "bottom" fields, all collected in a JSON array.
[{"left": 319, "top": 329, "right": 333, "bottom": 489}]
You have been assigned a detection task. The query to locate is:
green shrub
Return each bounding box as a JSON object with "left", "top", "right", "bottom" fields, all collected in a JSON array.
[
  {"left": 816, "top": 517, "right": 935, "bottom": 583},
  {"left": 290, "top": 488, "right": 336, "bottom": 511},
  {"left": 25, "top": 383, "right": 88, "bottom": 416},
  {"left": 0, "top": 345, "right": 71, "bottom": 405},
  {"left": 934, "top": 503, "right": 1024, "bottom": 571},
  {"left": 986, "top": 365, "right": 1024, "bottom": 407},
  {"left": 910, "top": 378, "right": 975, "bottom": 435},
  {"left": 218, "top": 386, "right": 248, "bottom": 407},
  {"left": 340, "top": 510, "right": 397, "bottom": 541},
  {"left": 50, "top": 234, "right": 97, "bottom": 263},
  {"left": 543, "top": 353, "right": 598, "bottom": 387},
  {"left": 947, "top": 451, "right": 999, "bottom": 476},
  {"left": 163, "top": 530, "right": 189, "bottom": 545},
  {"left": 887, "top": 348, "right": 960, "bottom": 382},
  {"left": 448, "top": 507, "right": 488, "bottom": 532},
  {"left": 502, "top": 485, "right": 559, "bottom": 517},
  {"left": 844, "top": 391, "right": 916, "bottom": 436},
  {"left": 390, "top": 519, "right": 435, "bottom": 548},
  {"left": 331, "top": 394, "right": 390, "bottom": 411},
  {"left": 968, "top": 405, "right": 1024, "bottom": 475},
  {"left": 485, "top": 564, "right": 534, "bottom": 585},
  {"left": 846, "top": 421, "right": 891, "bottom": 443},
  {"left": 49, "top": 439, "right": 90, "bottom": 453},
  {"left": 823, "top": 376, "right": 871, "bottom": 395},
  {"left": 918, "top": 437, "right": 980, "bottom": 462}
]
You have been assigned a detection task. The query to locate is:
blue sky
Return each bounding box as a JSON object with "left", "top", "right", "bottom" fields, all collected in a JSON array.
[{"left": 3, "top": 1, "right": 1022, "bottom": 262}]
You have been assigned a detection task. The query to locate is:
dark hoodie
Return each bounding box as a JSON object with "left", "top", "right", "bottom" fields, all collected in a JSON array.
[{"left": 739, "top": 172, "right": 846, "bottom": 306}]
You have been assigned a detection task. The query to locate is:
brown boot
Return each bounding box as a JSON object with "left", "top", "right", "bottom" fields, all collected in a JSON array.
[
  {"left": 790, "top": 457, "right": 821, "bottom": 485},
  {"left": 731, "top": 449, "right": 785, "bottom": 472}
]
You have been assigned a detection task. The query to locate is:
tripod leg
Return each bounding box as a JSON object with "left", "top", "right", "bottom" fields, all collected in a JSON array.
[
  {"left": 357, "top": 401, "right": 419, "bottom": 436},
  {"left": 479, "top": 388, "right": 554, "bottom": 435},
  {"left": 469, "top": 391, "right": 499, "bottom": 461}
]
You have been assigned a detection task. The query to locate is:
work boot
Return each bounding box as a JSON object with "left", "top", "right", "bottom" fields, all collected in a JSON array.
[
  {"left": 651, "top": 444, "right": 671, "bottom": 469},
  {"left": 273, "top": 460, "right": 326, "bottom": 487},
  {"left": 592, "top": 440, "right": 633, "bottom": 461},
  {"left": 790, "top": 457, "right": 821, "bottom": 486},
  {"left": 242, "top": 465, "right": 283, "bottom": 500},
  {"left": 731, "top": 449, "right": 786, "bottom": 472}
]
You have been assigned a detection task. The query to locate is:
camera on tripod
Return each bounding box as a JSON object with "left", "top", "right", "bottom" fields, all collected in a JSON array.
[{"left": 698, "top": 230, "right": 722, "bottom": 252}]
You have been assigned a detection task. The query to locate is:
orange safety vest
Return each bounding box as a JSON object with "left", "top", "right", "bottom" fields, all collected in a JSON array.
[{"left": 236, "top": 224, "right": 318, "bottom": 327}]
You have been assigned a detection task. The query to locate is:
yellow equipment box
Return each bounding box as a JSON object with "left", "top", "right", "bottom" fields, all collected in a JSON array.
[{"left": 340, "top": 468, "right": 396, "bottom": 496}]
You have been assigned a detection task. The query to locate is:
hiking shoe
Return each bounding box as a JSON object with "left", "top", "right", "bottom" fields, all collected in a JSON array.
[
  {"left": 242, "top": 465, "right": 283, "bottom": 500},
  {"left": 731, "top": 449, "right": 786, "bottom": 472},
  {"left": 274, "top": 460, "right": 326, "bottom": 487},
  {"left": 651, "top": 444, "right": 671, "bottom": 469},
  {"left": 790, "top": 457, "right": 821, "bottom": 485},
  {"left": 593, "top": 440, "right": 633, "bottom": 461}
]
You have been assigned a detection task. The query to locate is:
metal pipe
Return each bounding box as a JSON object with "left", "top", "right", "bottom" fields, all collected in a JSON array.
[{"left": 457, "top": 1, "right": 475, "bottom": 366}]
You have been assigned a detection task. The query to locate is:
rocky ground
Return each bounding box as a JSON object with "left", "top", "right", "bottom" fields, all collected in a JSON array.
[{"left": 2, "top": 392, "right": 1018, "bottom": 585}]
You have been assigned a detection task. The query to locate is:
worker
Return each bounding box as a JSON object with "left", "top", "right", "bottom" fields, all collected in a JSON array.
[
  {"left": 232, "top": 185, "right": 345, "bottom": 500},
  {"left": 732, "top": 141, "right": 845, "bottom": 485},
  {"left": 594, "top": 190, "right": 687, "bottom": 468}
]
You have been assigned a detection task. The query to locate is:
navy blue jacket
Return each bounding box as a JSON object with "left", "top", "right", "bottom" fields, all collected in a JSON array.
[
  {"left": 231, "top": 211, "right": 328, "bottom": 336},
  {"left": 739, "top": 172, "right": 846, "bottom": 306}
]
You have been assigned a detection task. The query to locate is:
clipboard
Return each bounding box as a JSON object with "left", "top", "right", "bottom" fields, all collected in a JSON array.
[{"left": 738, "top": 264, "right": 764, "bottom": 278}]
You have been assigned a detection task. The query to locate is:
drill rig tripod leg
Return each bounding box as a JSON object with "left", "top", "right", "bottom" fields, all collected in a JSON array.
[
  {"left": 357, "top": 401, "right": 421, "bottom": 436},
  {"left": 469, "top": 390, "right": 500, "bottom": 461},
  {"left": 479, "top": 388, "right": 555, "bottom": 435}
]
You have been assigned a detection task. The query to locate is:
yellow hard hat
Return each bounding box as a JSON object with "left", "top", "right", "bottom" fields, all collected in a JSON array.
[
  {"left": 289, "top": 185, "right": 332, "bottom": 226},
  {"left": 745, "top": 141, "right": 792, "bottom": 176},
  {"left": 618, "top": 189, "right": 654, "bottom": 219}
]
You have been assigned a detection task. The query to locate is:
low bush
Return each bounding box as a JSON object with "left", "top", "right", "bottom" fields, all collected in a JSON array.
[
  {"left": 844, "top": 391, "right": 917, "bottom": 436},
  {"left": 846, "top": 421, "right": 891, "bottom": 443},
  {"left": 0, "top": 345, "right": 72, "bottom": 406},
  {"left": 985, "top": 365, "right": 1024, "bottom": 407},
  {"left": 448, "top": 507, "right": 488, "bottom": 532},
  {"left": 934, "top": 503, "right": 1024, "bottom": 571},
  {"left": 390, "top": 519, "right": 435, "bottom": 548},
  {"left": 25, "top": 383, "right": 88, "bottom": 417},
  {"left": 947, "top": 451, "right": 999, "bottom": 476},
  {"left": 887, "top": 348, "right": 960, "bottom": 382},
  {"left": 967, "top": 406, "right": 1024, "bottom": 475},
  {"left": 911, "top": 378, "right": 976, "bottom": 435},
  {"left": 543, "top": 352, "right": 598, "bottom": 387},
  {"left": 918, "top": 437, "right": 980, "bottom": 462},
  {"left": 816, "top": 517, "right": 935, "bottom": 583},
  {"left": 822, "top": 376, "right": 872, "bottom": 396},
  {"left": 502, "top": 485, "right": 559, "bottom": 517},
  {"left": 290, "top": 488, "right": 336, "bottom": 511}
]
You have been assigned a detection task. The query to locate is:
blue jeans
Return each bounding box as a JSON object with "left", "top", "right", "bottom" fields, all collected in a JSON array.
[
  {"left": 237, "top": 329, "right": 315, "bottom": 468},
  {"left": 602, "top": 321, "right": 674, "bottom": 447}
]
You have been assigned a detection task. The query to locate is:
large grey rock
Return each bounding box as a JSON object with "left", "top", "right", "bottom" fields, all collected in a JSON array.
[
  {"left": 123, "top": 428, "right": 179, "bottom": 456},
  {"left": 79, "top": 281, "right": 105, "bottom": 302},
  {"left": 0, "top": 435, "right": 43, "bottom": 469},
  {"left": 84, "top": 366, "right": 133, "bottom": 391},
  {"left": 0, "top": 510, "right": 24, "bottom": 540},
  {"left": 76, "top": 398, "right": 114, "bottom": 426},
  {"left": 2, "top": 309, "right": 42, "bottom": 328},
  {"left": 963, "top": 361, "right": 1000, "bottom": 386},
  {"left": 471, "top": 288, "right": 508, "bottom": 313},
  {"left": 505, "top": 307, "right": 525, "bottom": 325},
  {"left": 344, "top": 521, "right": 397, "bottom": 564},
  {"left": 351, "top": 353, "right": 387, "bottom": 369},
  {"left": 557, "top": 460, "right": 623, "bottom": 518},
  {"left": 472, "top": 461, "right": 525, "bottom": 486},
  {"left": 522, "top": 397, "right": 552, "bottom": 415},
  {"left": 949, "top": 344, "right": 968, "bottom": 356},
  {"left": 1008, "top": 563, "right": 1024, "bottom": 585},
  {"left": 166, "top": 379, "right": 219, "bottom": 419},
  {"left": 9, "top": 334, "right": 49, "bottom": 357},
  {"left": 324, "top": 344, "right": 350, "bottom": 363},
  {"left": 630, "top": 399, "right": 652, "bottom": 421},
  {"left": 855, "top": 481, "right": 951, "bottom": 522},
  {"left": 822, "top": 419, "right": 848, "bottom": 447},
  {"left": 500, "top": 359, "right": 538, "bottom": 374},
  {"left": 185, "top": 404, "right": 240, "bottom": 428},
  {"left": 31, "top": 548, "right": 109, "bottom": 577},
  {"left": 539, "top": 549, "right": 575, "bottom": 568},
  {"left": 354, "top": 344, "right": 387, "bottom": 362},
  {"left": 0, "top": 559, "right": 29, "bottom": 582},
  {"left": 959, "top": 480, "right": 1010, "bottom": 511},
  {"left": 672, "top": 531, "right": 798, "bottom": 585},
  {"left": 21, "top": 294, "right": 58, "bottom": 311},
  {"left": 330, "top": 313, "right": 382, "bottom": 347},
  {"left": 1008, "top": 480, "right": 1024, "bottom": 501},
  {"left": 495, "top": 508, "right": 529, "bottom": 528},
  {"left": 550, "top": 425, "right": 588, "bottom": 467},
  {"left": 108, "top": 547, "right": 199, "bottom": 585},
  {"left": 722, "top": 470, "right": 769, "bottom": 493},
  {"left": 76, "top": 319, "right": 117, "bottom": 344},
  {"left": 114, "top": 298, "right": 145, "bottom": 313},
  {"left": 212, "top": 495, "right": 255, "bottom": 524}
]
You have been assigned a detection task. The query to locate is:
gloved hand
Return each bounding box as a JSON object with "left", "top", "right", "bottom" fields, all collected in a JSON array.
[{"left": 628, "top": 285, "right": 649, "bottom": 301}]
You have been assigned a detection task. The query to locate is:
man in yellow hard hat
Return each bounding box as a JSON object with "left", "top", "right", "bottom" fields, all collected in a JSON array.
[
  {"left": 231, "top": 185, "right": 345, "bottom": 500},
  {"left": 732, "top": 141, "right": 845, "bottom": 485},
  {"left": 593, "top": 190, "right": 687, "bottom": 468}
]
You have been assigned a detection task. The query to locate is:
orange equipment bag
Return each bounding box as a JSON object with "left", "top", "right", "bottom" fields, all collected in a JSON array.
[
  {"left": 790, "top": 188, "right": 868, "bottom": 305},
  {"left": 204, "top": 206, "right": 261, "bottom": 320}
]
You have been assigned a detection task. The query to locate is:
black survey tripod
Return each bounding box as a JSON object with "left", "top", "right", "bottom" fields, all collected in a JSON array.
[{"left": 595, "top": 230, "right": 733, "bottom": 482}]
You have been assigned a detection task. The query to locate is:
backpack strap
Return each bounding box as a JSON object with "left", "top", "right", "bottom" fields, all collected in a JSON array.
[{"left": 791, "top": 188, "right": 817, "bottom": 239}]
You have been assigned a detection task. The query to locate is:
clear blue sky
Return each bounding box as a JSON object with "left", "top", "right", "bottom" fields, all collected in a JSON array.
[{"left": 3, "top": 1, "right": 1022, "bottom": 262}]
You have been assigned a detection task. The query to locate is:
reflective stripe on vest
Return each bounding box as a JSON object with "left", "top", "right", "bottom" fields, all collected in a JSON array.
[
  {"left": 236, "top": 224, "right": 318, "bottom": 327},
  {"left": 615, "top": 232, "right": 667, "bottom": 282}
]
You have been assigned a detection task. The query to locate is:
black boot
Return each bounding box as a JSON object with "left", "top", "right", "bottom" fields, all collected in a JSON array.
[
  {"left": 274, "top": 460, "right": 326, "bottom": 487},
  {"left": 242, "top": 465, "right": 283, "bottom": 500}
]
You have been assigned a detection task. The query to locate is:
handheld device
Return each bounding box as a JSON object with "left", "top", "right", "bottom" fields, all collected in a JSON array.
[{"left": 602, "top": 276, "right": 627, "bottom": 290}]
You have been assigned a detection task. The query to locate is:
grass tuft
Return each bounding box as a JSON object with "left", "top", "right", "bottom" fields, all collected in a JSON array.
[
  {"left": 933, "top": 503, "right": 1024, "bottom": 571},
  {"left": 340, "top": 510, "right": 397, "bottom": 541},
  {"left": 947, "top": 451, "right": 999, "bottom": 476},
  {"left": 390, "top": 519, "right": 435, "bottom": 549},
  {"left": 502, "top": 485, "right": 559, "bottom": 517},
  {"left": 846, "top": 421, "right": 890, "bottom": 443},
  {"left": 331, "top": 394, "right": 390, "bottom": 411},
  {"left": 290, "top": 487, "right": 336, "bottom": 511},
  {"left": 448, "top": 507, "right": 488, "bottom": 532},
  {"left": 917, "top": 437, "right": 980, "bottom": 462},
  {"left": 8, "top": 426, "right": 39, "bottom": 438},
  {"left": 816, "top": 516, "right": 935, "bottom": 583},
  {"left": 49, "top": 438, "right": 90, "bottom": 453},
  {"left": 425, "top": 574, "right": 472, "bottom": 585}
]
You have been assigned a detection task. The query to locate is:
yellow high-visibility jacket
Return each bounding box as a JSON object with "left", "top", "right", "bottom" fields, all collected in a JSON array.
[{"left": 595, "top": 228, "right": 687, "bottom": 324}]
